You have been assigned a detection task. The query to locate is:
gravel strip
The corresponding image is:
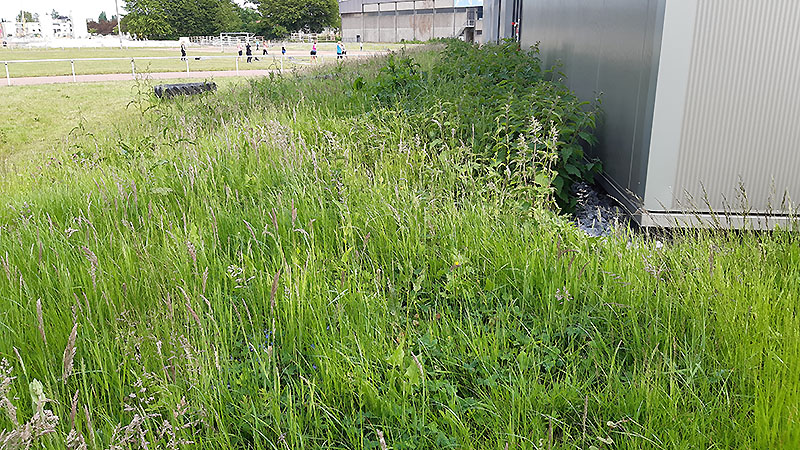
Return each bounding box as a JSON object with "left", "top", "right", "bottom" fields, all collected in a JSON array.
[{"left": 572, "top": 182, "right": 628, "bottom": 237}]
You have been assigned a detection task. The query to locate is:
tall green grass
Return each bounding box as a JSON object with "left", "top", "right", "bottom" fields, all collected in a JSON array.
[{"left": 0, "top": 43, "right": 798, "bottom": 449}]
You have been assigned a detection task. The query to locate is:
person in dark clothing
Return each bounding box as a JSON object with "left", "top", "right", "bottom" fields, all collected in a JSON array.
[
  {"left": 180, "top": 42, "right": 187, "bottom": 61},
  {"left": 246, "top": 43, "right": 253, "bottom": 63}
]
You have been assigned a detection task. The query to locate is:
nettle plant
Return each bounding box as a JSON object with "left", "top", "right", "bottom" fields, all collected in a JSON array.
[
  {"left": 359, "top": 52, "right": 425, "bottom": 105},
  {"left": 359, "top": 40, "right": 601, "bottom": 211},
  {"left": 489, "top": 81, "right": 601, "bottom": 210}
]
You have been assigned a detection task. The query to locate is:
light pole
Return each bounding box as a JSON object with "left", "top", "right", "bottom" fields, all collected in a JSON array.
[{"left": 114, "top": 0, "right": 123, "bottom": 49}]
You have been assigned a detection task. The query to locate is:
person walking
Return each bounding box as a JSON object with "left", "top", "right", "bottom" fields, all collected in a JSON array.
[
  {"left": 310, "top": 39, "right": 317, "bottom": 62},
  {"left": 262, "top": 40, "right": 268, "bottom": 55},
  {"left": 281, "top": 46, "right": 286, "bottom": 56},
  {"left": 246, "top": 42, "right": 253, "bottom": 63},
  {"left": 237, "top": 42, "right": 243, "bottom": 58},
  {"left": 180, "top": 42, "right": 187, "bottom": 61},
  {"left": 336, "top": 41, "right": 343, "bottom": 60}
]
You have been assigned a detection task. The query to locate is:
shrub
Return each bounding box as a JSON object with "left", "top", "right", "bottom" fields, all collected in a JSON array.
[{"left": 360, "top": 40, "right": 602, "bottom": 210}]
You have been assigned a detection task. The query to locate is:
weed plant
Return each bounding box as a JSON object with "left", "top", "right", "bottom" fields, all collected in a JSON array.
[{"left": 0, "top": 43, "right": 798, "bottom": 449}]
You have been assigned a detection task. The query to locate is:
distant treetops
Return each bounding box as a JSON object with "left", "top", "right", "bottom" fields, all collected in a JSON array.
[{"left": 121, "top": 0, "right": 340, "bottom": 40}]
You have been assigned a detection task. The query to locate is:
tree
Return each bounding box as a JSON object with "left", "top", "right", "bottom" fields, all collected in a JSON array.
[
  {"left": 16, "top": 11, "right": 38, "bottom": 22},
  {"left": 122, "top": 0, "right": 245, "bottom": 39},
  {"left": 257, "top": 0, "right": 339, "bottom": 38},
  {"left": 86, "top": 17, "right": 119, "bottom": 35},
  {"left": 87, "top": 10, "right": 120, "bottom": 35},
  {"left": 51, "top": 9, "right": 61, "bottom": 19},
  {"left": 237, "top": 6, "right": 262, "bottom": 34},
  {"left": 216, "top": 0, "right": 243, "bottom": 32},
  {"left": 169, "top": 0, "right": 225, "bottom": 37},
  {"left": 122, "top": 0, "right": 173, "bottom": 39}
]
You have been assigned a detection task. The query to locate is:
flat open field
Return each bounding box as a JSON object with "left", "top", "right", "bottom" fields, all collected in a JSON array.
[
  {"left": 0, "top": 43, "right": 411, "bottom": 78},
  {"left": 0, "top": 78, "right": 240, "bottom": 168},
  {"left": 0, "top": 42, "right": 798, "bottom": 449}
]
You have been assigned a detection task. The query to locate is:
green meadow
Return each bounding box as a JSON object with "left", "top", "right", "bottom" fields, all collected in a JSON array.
[{"left": 0, "top": 42, "right": 798, "bottom": 449}]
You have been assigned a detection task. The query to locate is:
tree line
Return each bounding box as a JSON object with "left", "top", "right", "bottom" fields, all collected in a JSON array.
[
  {"left": 13, "top": 9, "right": 72, "bottom": 23},
  {"left": 121, "top": 0, "right": 340, "bottom": 40},
  {"left": 87, "top": 12, "right": 119, "bottom": 36}
]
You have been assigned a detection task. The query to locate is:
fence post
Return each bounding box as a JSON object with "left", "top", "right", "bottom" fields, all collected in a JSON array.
[
  {"left": 235, "top": 57, "right": 239, "bottom": 75},
  {"left": 71, "top": 60, "right": 76, "bottom": 82},
  {"left": 4, "top": 62, "right": 9, "bottom": 86},
  {"left": 131, "top": 58, "right": 136, "bottom": 79},
  {"left": 280, "top": 55, "right": 284, "bottom": 74},
  {"left": 186, "top": 57, "right": 190, "bottom": 75}
]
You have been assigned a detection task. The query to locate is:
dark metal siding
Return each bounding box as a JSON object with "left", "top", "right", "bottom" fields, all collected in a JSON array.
[{"left": 516, "top": 0, "right": 666, "bottom": 202}]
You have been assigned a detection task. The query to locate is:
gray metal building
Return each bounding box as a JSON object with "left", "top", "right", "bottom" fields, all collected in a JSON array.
[
  {"left": 338, "top": 0, "right": 483, "bottom": 43},
  {"left": 485, "top": 0, "right": 800, "bottom": 228}
]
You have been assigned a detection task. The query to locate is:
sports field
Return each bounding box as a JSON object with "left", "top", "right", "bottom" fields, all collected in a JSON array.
[
  {"left": 0, "top": 43, "right": 409, "bottom": 78},
  {"left": 0, "top": 77, "right": 238, "bottom": 167}
]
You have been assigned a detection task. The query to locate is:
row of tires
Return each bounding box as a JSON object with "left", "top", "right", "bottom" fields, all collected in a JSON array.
[{"left": 154, "top": 82, "right": 217, "bottom": 98}]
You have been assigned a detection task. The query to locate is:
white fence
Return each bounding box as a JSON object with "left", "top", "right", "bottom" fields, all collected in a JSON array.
[
  {"left": 0, "top": 53, "right": 361, "bottom": 86},
  {"left": 1, "top": 36, "right": 183, "bottom": 49},
  {"left": 188, "top": 34, "right": 268, "bottom": 50}
]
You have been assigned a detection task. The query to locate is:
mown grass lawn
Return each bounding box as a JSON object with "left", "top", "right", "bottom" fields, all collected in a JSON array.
[
  {"left": 0, "top": 78, "right": 240, "bottom": 169},
  {"left": 0, "top": 43, "right": 412, "bottom": 78},
  {"left": 0, "top": 42, "right": 798, "bottom": 450}
]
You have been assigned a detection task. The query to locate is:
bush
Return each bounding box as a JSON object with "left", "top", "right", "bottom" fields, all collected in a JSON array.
[{"left": 360, "top": 40, "right": 601, "bottom": 210}]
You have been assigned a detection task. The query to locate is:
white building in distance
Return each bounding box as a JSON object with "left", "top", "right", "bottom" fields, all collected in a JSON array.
[{"left": 0, "top": 12, "right": 88, "bottom": 40}]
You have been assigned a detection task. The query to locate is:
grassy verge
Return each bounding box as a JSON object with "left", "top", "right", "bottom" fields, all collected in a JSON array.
[
  {"left": 0, "top": 78, "right": 240, "bottom": 168},
  {"left": 0, "top": 43, "right": 798, "bottom": 449}
]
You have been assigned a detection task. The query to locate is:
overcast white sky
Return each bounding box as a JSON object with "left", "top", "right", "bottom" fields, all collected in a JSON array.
[
  {"left": 0, "top": 0, "right": 253, "bottom": 23},
  {"left": 0, "top": 0, "right": 124, "bottom": 22}
]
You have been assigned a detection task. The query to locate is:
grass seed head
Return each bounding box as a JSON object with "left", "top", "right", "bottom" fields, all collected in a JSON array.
[
  {"left": 377, "top": 429, "right": 388, "bottom": 450},
  {"left": 62, "top": 321, "right": 78, "bottom": 384},
  {"left": 0, "top": 359, "right": 18, "bottom": 426},
  {"left": 65, "top": 428, "right": 87, "bottom": 450},
  {"left": 69, "top": 389, "right": 79, "bottom": 428},
  {"left": 186, "top": 240, "right": 197, "bottom": 265},
  {"left": 81, "top": 247, "right": 98, "bottom": 288},
  {"left": 36, "top": 298, "right": 46, "bottom": 346},
  {"left": 270, "top": 269, "right": 281, "bottom": 311}
]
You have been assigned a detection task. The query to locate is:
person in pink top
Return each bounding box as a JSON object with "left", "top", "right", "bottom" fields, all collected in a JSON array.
[{"left": 310, "top": 39, "right": 318, "bottom": 62}]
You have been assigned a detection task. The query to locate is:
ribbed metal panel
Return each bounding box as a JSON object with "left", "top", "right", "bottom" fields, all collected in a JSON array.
[
  {"left": 516, "top": 0, "right": 666, "bottom": 201},
  {"left": 673, "top": 0, "right": 800, "bottom": 214}
]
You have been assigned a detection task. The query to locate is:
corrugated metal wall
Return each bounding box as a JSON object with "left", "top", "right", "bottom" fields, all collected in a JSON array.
[
  {"left": 340, "top": 0, "right": 480, "bottom": 42},
  {"left": 518, "top": 0, "right": 666, "bottom": 204},
  {"left": 672, "top": 0, "right": 800, "bottom": 214}
]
